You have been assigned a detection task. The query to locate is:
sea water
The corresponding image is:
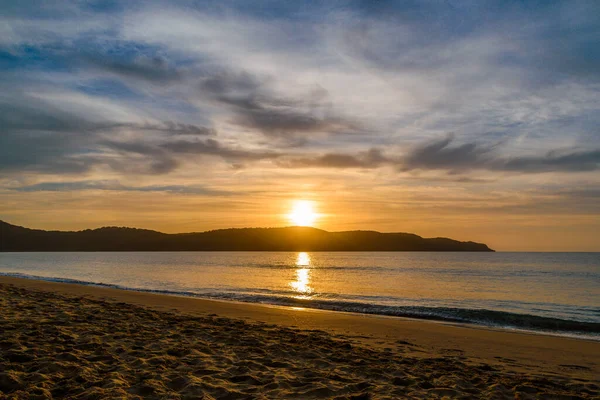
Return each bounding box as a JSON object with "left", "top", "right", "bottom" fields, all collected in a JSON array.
[{"left": 0, "top": 252, "right": 598, "bottom": 339}]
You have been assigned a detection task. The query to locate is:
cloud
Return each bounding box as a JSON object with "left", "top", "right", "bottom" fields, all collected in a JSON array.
[
  {"left": 402, "top": 134, "right": 600, "bottom": 174},
  {"left": 276, "top": 134, "right": 600, "bottom": 175},
  {"left": 278, "top": 148, "right": 388, "bottom": 168},
  {"left": 1, "top": 1, "right": 599, "bottom": 181},
  {"left": 79, "top": 53, "right": 183, "bottom": 83},
  {"left": 162, "top": 138, "right": 281, "bottom": 161},
  {"left": 402, "top": 134, "right": 495, "bottom": 172},
  {"left": 9, "top": 180, "right": 233, "bottom": 195},
  {"left": 36, "top": 40, "right": 361, "bottom": 142},
  {"left": 199, "top": 70, "right": 359, "bottom": 140},
  {"left": 0, "top": 93, "right": 257, "bottom": 175},
  {"left": 118, "top": 121, "right": 214, "bottom": 136},
  {"left": 498, "top": 149, "right": 600, "bottom": 173},
  {"left": 101, "top": 137, "right": 282, "bottom": 172},
  {"left": 0, "top": 95, "right": 95, "bottom": 173},
  {"left": 76, "top": 55, "right": 362, "bottom": 140},
  {"left": 336, "top": 1, "right": 600, "bottom": 84},
  {"left": 4, "top": 85, "right": 596, "bottom": 178}
]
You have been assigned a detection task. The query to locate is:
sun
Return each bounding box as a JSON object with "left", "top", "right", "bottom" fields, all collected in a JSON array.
[{"left": 288, "top": 200, "right": 318, "bottom": 227}]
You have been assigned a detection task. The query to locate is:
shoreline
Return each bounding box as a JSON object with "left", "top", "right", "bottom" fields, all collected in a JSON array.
[
  {"left": 1, "top": 275, "right": 599, "bottom": 380},
  {"left": 1, "top": 271, "right": 598, "bottom": 343}
]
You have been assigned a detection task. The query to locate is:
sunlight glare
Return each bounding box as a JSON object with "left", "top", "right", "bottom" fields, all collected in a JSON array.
[
  {"left": 288, "top": 200, "right": 318, "bottom": 226},
  {"left": 296, "top": 252, "right": 311, "bottom": 266},
  {"left": 290, "top": 252, "right": 313, "bottom": 297},
  {"left": 290, "top": 268, "right": 312, "bottom": 295}
]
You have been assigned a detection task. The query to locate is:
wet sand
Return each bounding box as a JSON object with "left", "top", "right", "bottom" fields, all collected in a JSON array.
[{"left": 0, "top": 276, "right": 598, "bottom": 399}]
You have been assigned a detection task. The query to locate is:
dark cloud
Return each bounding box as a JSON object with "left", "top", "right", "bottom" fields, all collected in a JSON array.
[
  {"left": 0, "top": 95, "right": 96, "bottom": 133},
  {"left": 464, "top": 187, "right": 600, "bottom": 216},
  {"left": 78, "top": 51, "right": 184, "bottom": 83},
  {"left": 402, "top": 134, "right": 494, "bottom": 172},
  {"left": 10, "top": 180, "right": 232, "bottom": 195},
  {"left": 274, "top": 134, "right": 600, "bottom": 175},
  {"left": 499, "top": 149, "right": 600, "bottom": 173},
  {"left": 402, "top": 175, "right": 497, "bottom": 184},
  {"left": 278, "top": 148, "right": 388, "bottom": 168},
  {"left": 402, "top": 134, "right": 600, "bottom": 173},
  {"left": 72, "top": 53, "right": 359, "bottom": 140},
  {"left": 115, "top": 121, "right": 214, "bottom": 136},
  {"left": 0, "top": 93, "right": 211, "bottom": 137},
  {"left": 0, "top": 96, "right": 97, "bottom": 173},
  {"left": 0, "top": 94, "right": 259, "bottom": 175},
  {"left": 562, "top": 188, "right": 600, "bottom": 200},
  {"left": 100, "top": 137, "right": 282, "bottom": 172},
  {"left": 66, "top": 51, "right": 355, "bottom": 141},
  {"left": 200, "top": 71, "right": 358, "bottom": 139},
  {"left": 4, "top": 87, "right": 597, "bottom": 179}
]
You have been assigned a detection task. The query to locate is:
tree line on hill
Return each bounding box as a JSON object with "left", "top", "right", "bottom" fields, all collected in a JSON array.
[{"left": 0, "top": 220, "right": 494, "bottom": 252}]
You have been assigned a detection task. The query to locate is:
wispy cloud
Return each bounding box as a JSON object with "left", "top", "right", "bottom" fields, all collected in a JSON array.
[
  {"left": 0, "top": 93, "right": 218, "bottom": 174},
  {"left": 278, "top": 148, "right": 388, "bottom": 169},
  {"left": 402, "top": 134, "right": 600, "bottom": 174},
  {"left": 10, "top": 180, "right": 233, "bottom": 195},
  {"left": 198, "top": 70, "right": 359, "bottom": 141}
]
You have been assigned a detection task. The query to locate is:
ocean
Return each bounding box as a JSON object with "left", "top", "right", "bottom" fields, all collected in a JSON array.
[{"left": 1, "top": 251, "right": 598, "bottom": 340}]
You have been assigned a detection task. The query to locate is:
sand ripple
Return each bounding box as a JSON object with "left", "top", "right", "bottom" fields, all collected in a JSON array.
[{"left": 0, "top": 284, "right": 598, "bottom": 399}]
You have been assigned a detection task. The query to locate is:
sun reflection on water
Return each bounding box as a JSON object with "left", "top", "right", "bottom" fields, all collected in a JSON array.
[
  {"left": 290, "top": 252, "right": 313, "bottom": 297},
  {"left": 296, "top": 252, "right": 310, "bottom": 266}
]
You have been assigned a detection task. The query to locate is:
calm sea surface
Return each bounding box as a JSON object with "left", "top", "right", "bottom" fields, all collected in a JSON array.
[{"left": 1, "top": 252, "right": 598, "bottom": 339}]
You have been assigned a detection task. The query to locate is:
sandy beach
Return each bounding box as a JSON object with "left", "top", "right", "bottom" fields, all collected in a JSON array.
[{"left": 0, "top": 276, "right": 598, "bottom": 399}]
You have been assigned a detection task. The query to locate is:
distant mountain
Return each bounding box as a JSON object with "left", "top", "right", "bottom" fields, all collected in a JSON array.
[{"left": 0, "top": 220, "right": 494, "bottom": 252}]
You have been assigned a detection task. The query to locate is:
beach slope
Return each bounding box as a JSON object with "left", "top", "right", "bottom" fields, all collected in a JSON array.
[{"left": 0, "top": 276, "right": 597, "bottom": 399}]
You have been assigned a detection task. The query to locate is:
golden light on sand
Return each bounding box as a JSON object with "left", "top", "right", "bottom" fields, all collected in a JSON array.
[{"left": 288, "top": 200, "right": 318, "bottom": 227}]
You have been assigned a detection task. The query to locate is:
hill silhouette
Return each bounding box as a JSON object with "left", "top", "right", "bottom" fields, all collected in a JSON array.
[{"left": 0, "top": 220, "right": 494, "bottom": 252}]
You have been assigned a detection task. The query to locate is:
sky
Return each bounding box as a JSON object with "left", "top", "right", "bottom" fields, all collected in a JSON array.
[{"left": 1, "top": 0, "right": 599, "bottom": 251}]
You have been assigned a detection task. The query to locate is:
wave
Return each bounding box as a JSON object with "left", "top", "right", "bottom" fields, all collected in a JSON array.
[
  {"left": 2, "top": 272, "right": 599, "bottom": 340},
  {"left": 206, "top": 293, "right": 600, "bottom": 337},
  {"left": 161, "top": 262, "right": 597, "bottom": 279}
]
